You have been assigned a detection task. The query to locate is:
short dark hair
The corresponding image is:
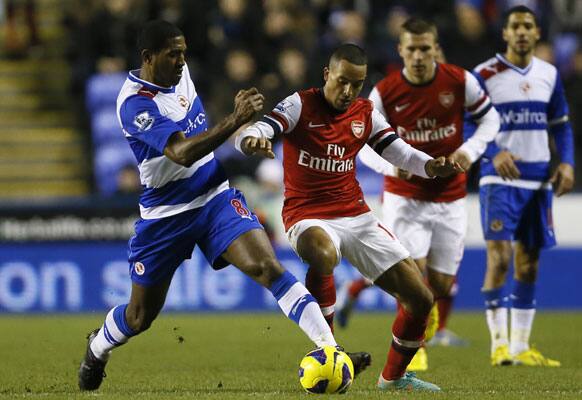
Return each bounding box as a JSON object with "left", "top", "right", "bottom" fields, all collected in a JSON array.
[
  {"left": 502, "top": 5, "right": 538, "bottom": 28},
  {"left": 401, "top": 17, "right": 438, "bottom": 41},
  {"left": 137, "top": 20, "right": 183, "bottom": 54},
  {"left": 329, "top": 43, "right": 367, "bottom": 66}
]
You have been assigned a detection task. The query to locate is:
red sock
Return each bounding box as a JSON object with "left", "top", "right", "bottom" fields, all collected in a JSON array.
[
  {"left": 436, "top": 296, "right": 453, "bottom": 331},
  {"left": 305, "top": 268, "right": 336, "bottom": 332},
  {"left": 382, "top": 307, "right": 428, "bottom": 380},
  {"left": 348, "top": 278, "right": 371, "bottom": 300}
]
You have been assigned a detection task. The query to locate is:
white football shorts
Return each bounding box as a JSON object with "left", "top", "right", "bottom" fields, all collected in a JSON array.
[
  {"left": 286, "top": 211, "right": 410, "bottom": 281},
  {"left": 382, "top": 192, "right": 467, "bottom": 276}
]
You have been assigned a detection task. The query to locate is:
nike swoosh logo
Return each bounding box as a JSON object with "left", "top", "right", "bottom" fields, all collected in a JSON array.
[
  {"left": 291, "top": 296, "right": 308, "bottom": 315},
  {"left": 395, "top": 103, "right": 410, "bottom": 112},
  {"left": 308, "top": 122, "right": 326, "bottom": 128}
]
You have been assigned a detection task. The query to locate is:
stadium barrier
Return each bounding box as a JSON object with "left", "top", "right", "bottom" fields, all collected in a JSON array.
[{"left": 0, "top": 195, "right": 580, "bottom": 313}]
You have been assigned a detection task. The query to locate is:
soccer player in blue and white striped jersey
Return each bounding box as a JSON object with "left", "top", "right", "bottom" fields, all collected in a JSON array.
[
  {"left": 78, "top": 20, "right": 370, "bottom": 391},
  {"left": 473, "top": 6, "right": 575, "bottom": 367}
]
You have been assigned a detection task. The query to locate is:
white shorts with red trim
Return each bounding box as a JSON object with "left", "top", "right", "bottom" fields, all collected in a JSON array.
[
  {"left": 383, "top": 192, "right": 467, "bottom": 276},
  {"left": 286, "top": 211, "right": 410, "bottom": 281}
]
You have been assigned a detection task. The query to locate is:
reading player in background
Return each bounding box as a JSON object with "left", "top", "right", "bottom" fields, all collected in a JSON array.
[
  {"left": 237, "top": 43, "right": 464, "bottom": 392},
  {"left": 474, "top": 6, "right": 574, "bottom": 367},
  {"left": 339, "top": 17, "right": 500, "bottom": 371},
  {"left": 78, "top": 20, "right": 370, "bottom": 391}
]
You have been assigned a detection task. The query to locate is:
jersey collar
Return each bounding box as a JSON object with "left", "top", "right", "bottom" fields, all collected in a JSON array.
[
  {"left": 495, "top": 53, "right": 533, "bottom": 75},
  {"left": 128, "top": 69, "right": 176, "bottom": 93}
]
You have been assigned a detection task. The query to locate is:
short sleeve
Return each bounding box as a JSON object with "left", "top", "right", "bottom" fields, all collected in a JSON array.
[
  {"left": 263, "top": 92, "right": 302, "bottom": 134},
  {"left": 119, "top": 95, "right": 182, "bottom": 153}
]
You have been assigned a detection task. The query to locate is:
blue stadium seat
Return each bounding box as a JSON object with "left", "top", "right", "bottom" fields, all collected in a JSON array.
[
  {"left": 85, "top": 72, "right": 126, "bottom": 111},
  {"left": 91, "top": 107, "right": 124, "bottom": 146},
  {"left": 94, "top": 139, "right": 137, "bottom": 195},
  {"left": 87, "top": 72, "right": 132, "bottom": 195}
]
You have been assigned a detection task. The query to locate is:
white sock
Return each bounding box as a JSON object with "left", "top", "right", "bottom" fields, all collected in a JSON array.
[
  {"left": 271, "top": 271, "right": 336, "bottom": 348},
  {"left": 510, "top": 308, "right": 535, "bottom": 356},
  {"left": 90, "top": 305, "right": 135, "bottom": 361},
  {"left": 486, "top": 307, "right": 509, "bottom": 353}
]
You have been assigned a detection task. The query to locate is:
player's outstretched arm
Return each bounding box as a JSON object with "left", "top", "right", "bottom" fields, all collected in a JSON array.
[{"left": 164, "top": 88, "right": 264, "bottom": 166}]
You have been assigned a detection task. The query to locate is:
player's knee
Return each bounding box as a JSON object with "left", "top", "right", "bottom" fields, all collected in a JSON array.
[
  {"left": 244, "top": 257, "right": 283, "bottom": 286},
  {"left": 487, "top": 244, "right": 511, "bottom": 275},
  {"left": 302, "top": 245, "right": 337, "bottom": 274}
]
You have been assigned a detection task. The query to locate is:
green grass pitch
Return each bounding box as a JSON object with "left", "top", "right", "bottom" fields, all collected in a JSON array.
[{"left": 1, "top": 312, "right": 581, "bottom": 399}]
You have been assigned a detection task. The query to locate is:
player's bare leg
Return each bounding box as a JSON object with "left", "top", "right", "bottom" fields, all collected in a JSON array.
[
  {"left": 482, "top": 240, "right": 513, "bottom": 365},
  {"left": 222, "top": 228, "right": 338, "bottom": 348},
  {"left": 295, "top": 227, "right": 371, "bottom": 375},
  {"left": 79, "top": 279, "right": 172, "bottom": 390},
  {"left": 374, "top": 257, "right": 440, "bottom": 391},
  {"left": 297, "top": 227, "right": 338, "bottom": 330}
]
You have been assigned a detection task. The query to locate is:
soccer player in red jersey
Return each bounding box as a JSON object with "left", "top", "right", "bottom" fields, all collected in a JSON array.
[
  {"left": 237, "top": 43, "right": 464, "bottom": 392},
  {"left": 340, "top": 18, "right": 501, "bottom": 370}
]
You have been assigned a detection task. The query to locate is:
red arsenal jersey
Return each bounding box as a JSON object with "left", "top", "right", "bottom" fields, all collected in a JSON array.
[
  {"left": 369, "top": 63, "right": 490, "bottom": 202},
  {"left": 264, "top": 88, "right": 396, "bottom": 230}
]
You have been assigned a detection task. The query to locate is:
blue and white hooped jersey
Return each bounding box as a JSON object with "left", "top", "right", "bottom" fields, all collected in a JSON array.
[
  {"left": 474, "top": 54, "right": 570, "bottom": 189},
  {"left": 116, "top": 64, "right": 229, "bottom": 219}
]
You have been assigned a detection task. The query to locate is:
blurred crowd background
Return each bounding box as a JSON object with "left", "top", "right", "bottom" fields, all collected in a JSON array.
[{"left": 0, "top": 0, "right": 580, "bottom": 211}]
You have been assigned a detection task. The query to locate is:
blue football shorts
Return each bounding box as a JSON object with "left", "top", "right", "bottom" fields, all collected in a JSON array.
[
  {"left": 127, "top": 188, "right": 264, "bottom": 286},
  {"left": 479, "top": 183, "right": 556, "bottom": 249}
]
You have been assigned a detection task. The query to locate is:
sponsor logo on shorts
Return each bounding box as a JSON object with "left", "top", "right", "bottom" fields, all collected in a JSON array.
[
  {"left": 134, "top": 262, "right": 145, "bottom": 275},
  {"left": 490, "top": 219, "right": 504, "bottom": 232}
]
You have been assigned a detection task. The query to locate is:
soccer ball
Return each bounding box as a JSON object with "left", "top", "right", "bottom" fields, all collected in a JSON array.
[{"left": 298, "top": 346, "right": 354, "bottom": 394}]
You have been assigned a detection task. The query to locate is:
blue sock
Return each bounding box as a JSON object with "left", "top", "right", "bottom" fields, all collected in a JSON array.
[
  {"left": 482, "top": 287, "right": 509, "bottom": 310},
  {"left": 510, "top": 280, "right": 536, "bottom": 309}
]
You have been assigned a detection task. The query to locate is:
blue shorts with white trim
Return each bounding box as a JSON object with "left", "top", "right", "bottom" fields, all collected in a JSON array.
[
  {"left": 479, "top": 183, "right": 556, "bottom": 249},
  {"left": 127, "top": 188, "right": 263, "bottom": 286}
]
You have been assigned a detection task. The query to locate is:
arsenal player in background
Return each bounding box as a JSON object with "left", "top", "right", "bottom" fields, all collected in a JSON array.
[
  {"left": 342, "top": 17, "right": 500, "bottom": 371},
  {"left": 236, "top": 43, "right": 464, "bottom": 392}
]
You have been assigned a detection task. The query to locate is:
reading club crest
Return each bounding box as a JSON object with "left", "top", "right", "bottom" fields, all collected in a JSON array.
[
  {"left": 178, "top": 95, "right": 190, "bottom": 109},
  {"left": 351, "top": 120, "right": 365, "bottom": 138},
  {"left": 439, "top": 91, "right": 455, "bottom": 108},
  {"left": 519, "top": 81, "right": 531, "bottom": 94},
  {"left": 134, "top": 262, "right": 145, "bottom": 276}
]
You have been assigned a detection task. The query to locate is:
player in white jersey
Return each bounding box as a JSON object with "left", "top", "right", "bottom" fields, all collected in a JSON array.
[
  {"left": 473, "top": 6, "right": 575, "bottom": 367},
  {"left": 78, "top": 20, "right": 370, "bottom": 391}
]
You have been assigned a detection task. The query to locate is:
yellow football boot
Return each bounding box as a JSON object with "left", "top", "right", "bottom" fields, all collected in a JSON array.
[
  {"left": 513, "top": 348, "right": 561, "bottom": 367},
  {"left": 491, "top": 345, "right": 513, "bottom": 366},
  {"left": 424, "top": 304, "right": 439, "bottom": 342},
  {"left": 407, "top": 347, "right": 428, "bottom": 371}
]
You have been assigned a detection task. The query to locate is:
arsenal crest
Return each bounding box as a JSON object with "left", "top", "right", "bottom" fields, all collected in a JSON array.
[
  {"left": 351, "top": 120, "right": 365, "bottom": 138},
  {"left": 438, "top": 91, "right": 455, "bottom": 108}
]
